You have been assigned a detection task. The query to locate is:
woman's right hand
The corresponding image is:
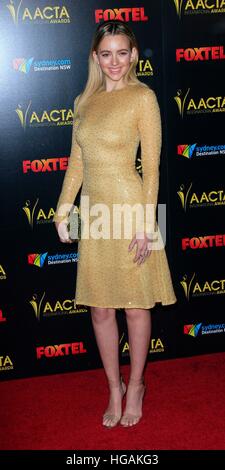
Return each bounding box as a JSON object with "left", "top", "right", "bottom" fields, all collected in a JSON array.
[{"left": 55, "top": 220, "right": 74, "bottom": 243}]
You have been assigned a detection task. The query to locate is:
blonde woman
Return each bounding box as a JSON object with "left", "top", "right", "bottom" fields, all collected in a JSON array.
[{"left": 54, "top": 20, "right": 176, "bottom": 428}]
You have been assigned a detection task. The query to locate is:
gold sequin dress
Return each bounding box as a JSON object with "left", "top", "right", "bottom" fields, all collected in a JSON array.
[{"left": 54, "top": 83, "right": 177, "bottom": 309}]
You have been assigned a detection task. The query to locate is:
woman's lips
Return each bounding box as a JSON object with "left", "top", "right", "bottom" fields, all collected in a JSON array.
[{"left": 109, "top": 68, "right": 121, "bottom": 73}]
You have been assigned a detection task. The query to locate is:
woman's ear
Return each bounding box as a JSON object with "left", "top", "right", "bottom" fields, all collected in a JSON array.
[
  {"left": 130, "top": 47, "right": 138, "bottom": 62},
  {"left": 93, "top": 51, "right": 99, "bottom": 65}
]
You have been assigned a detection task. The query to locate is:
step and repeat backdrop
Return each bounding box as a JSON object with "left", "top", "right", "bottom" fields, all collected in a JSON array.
[{"left": 0, "top": 0, "right": 224, "bottom": 379}]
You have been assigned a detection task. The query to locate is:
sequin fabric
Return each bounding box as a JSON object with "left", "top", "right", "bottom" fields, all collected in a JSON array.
[{"left": 54, "top": 84, "right": 177, "bottom": 309}]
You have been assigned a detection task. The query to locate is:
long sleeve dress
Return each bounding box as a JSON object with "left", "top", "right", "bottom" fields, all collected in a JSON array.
[{"left": 54, "top": 83, "right": 177, "bottom": 309}]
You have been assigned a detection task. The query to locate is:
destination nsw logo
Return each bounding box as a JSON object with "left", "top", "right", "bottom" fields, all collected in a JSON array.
[
  {"left": 184, "top": 323, "right": 225, "bottom": 337},
  {"left": 28, "top": 252, "right": 79, "bottom": 267},
  {"left": 177, "top": 144, "right": 225, "bottom": 158},
  {"left": 13, "top": 57, "right": 71, "bottom": 73}
]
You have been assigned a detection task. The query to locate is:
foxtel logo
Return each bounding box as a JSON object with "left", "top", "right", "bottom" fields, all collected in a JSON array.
[
  {"left": 0, "top": 310, "right": 6, "bottom": 323},
  {"left": 36, "top": 342, "right": 87, "bottom": 359},
  {"left": 23, "top": 157, "right": 68, "bottom": 173},
  {"left": 95, "top": 7, "right": 148, "bottom": 22},
  {"left": 182, "top": 234, "right": 225, "bottom": 250},
  {"left": 176, "top": 46, "right": 225, "bottom": 62}
]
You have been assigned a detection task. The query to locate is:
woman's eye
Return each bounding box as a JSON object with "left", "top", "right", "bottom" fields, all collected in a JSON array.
[{"left": 102, "top": 54, "right": 109, "bottom": 57}]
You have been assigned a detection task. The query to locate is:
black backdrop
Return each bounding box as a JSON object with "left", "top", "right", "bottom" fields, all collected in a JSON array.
[{"left": 0, "top": 0, "right": 225, "bottom": 380}]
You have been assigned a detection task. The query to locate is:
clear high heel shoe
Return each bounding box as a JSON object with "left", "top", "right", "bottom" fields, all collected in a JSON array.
[
  {"left": 102, "top": 375, "right": 127, "bottom": 428},
  {"left": 120, "top": 379, "right": 146, "bottom": 427}
]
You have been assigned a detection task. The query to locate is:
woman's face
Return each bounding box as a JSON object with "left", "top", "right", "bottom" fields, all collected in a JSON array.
[{"left": 93, "top": 34, "right": 136, "bottom": 84}]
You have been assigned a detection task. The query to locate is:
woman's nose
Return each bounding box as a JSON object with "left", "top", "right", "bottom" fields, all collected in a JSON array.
[{"left": 111, "top": 55, "right": 119, "bottom": 65}]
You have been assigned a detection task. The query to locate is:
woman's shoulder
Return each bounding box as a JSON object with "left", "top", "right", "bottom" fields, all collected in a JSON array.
[
  {"left": 74, "top": 94, "right": 81, "bottom": 105},
  {"left": 130, "top": 82, "right": 155, "bottom": 95},
  {"left": 132, "top": 84, "right": 160, "bottom": 115},
  {"left": 129, "top": 83, "right": 157, "bottom": 107}
]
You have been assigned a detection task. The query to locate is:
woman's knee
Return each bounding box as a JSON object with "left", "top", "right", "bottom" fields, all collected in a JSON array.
[
  {"left": 125, "top": 308, "right": 150, "bottom": 320},
  {"left": 91, "top": 307, "right": 116, "bottom": 324}
]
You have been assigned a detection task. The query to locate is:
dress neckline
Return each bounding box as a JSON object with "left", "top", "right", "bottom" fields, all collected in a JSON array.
[{"left": 100, "top": 83, "right": 131, "bottom": 94}]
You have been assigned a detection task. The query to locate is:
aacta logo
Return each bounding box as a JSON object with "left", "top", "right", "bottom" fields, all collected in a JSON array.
[
  {"left": 36, "top": 342, "right": 87, "bottom": 359},
  {"left": 173, "top": 0, "right": 225, "bottom": 17},
  {"left": 174, "top": 89, "right": 190, "bottom": 117},
  {"left": 23, "top": 157, "right": 68, "bottom": 174},
  {"left": 6, "top": 1, "right": 70, "bottom": 25},
  {"left": 176, "top": 46, "right": 225, "bottom": 62},
  {"left": 137, "top": 58, "right": 153, "bottom": 77},
  {"left": 174, "top": 89, "right": 225, "bottom": 117},
  {"left": 22, "top": 198, "right": 55, "bottom": 228},
  {"left": 182, "top": 234, "right": 225, "bottom": 250},
  {"left": 95, "top": 7, "right": 148, "bottom": 22},
  {"left": 178, "top": 183, "right": 225, "bottom": 211},
  {"left": 16, "top": 101, "right": 73, "bottom": 129},
  {"left": 0, "top": 264, "right": 7, "bottom": 280},
  {"left": 29, "top": 292, "right": 77, "bottom": 320},
  {"left": 180, "top": 273, "right": 225, "bottom": 299},
  {"left": 0, "top": 355, "right": 13, "bottom": 371},
  {"left": 0, "top": 309, "right": 6, "bottom": 323},
  {"left": 120, "top": 333, "right": 164, "bottom": 354}
]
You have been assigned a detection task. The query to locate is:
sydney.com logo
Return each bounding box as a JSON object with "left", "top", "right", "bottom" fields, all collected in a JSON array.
[
  {"left": 16, "top": 101, "right": 73, "bottom": 129},
  {"left": 178, "top": 144, "right": 225, "bottom": 158},
  {"left": 28, "top": 252, "right": 79, "bottom": 267},
  {"left": 184, "top": 323, "right": 225, "bottom": 337},
  {"left": 6, "top": 1, "right": 70, "bottom": 25},
  {"left": 13, "top": 57, "right": 71, "bottom": 73}
]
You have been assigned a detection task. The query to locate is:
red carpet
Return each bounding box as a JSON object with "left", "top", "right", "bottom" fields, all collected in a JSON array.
[{"left": 0, "top": 352, "right": 225, "bottom": 450}]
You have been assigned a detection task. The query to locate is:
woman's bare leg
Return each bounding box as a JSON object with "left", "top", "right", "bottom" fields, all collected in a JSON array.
[
  {"left": 121, "top": 308, "right": 151, "bottom": 426},
  {"left": 90, "top": 307, "right": 126, "bottom": 427}
]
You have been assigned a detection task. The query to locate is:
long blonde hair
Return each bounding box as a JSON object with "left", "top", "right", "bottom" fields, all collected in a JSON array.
[{"left": 75, "top": 20, "right": 147, "bottom": 115}]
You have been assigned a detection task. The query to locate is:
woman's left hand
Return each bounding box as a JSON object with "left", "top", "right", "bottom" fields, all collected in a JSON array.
[{"left": 128, "top": 232, "right": 152, "bottom": 265}]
